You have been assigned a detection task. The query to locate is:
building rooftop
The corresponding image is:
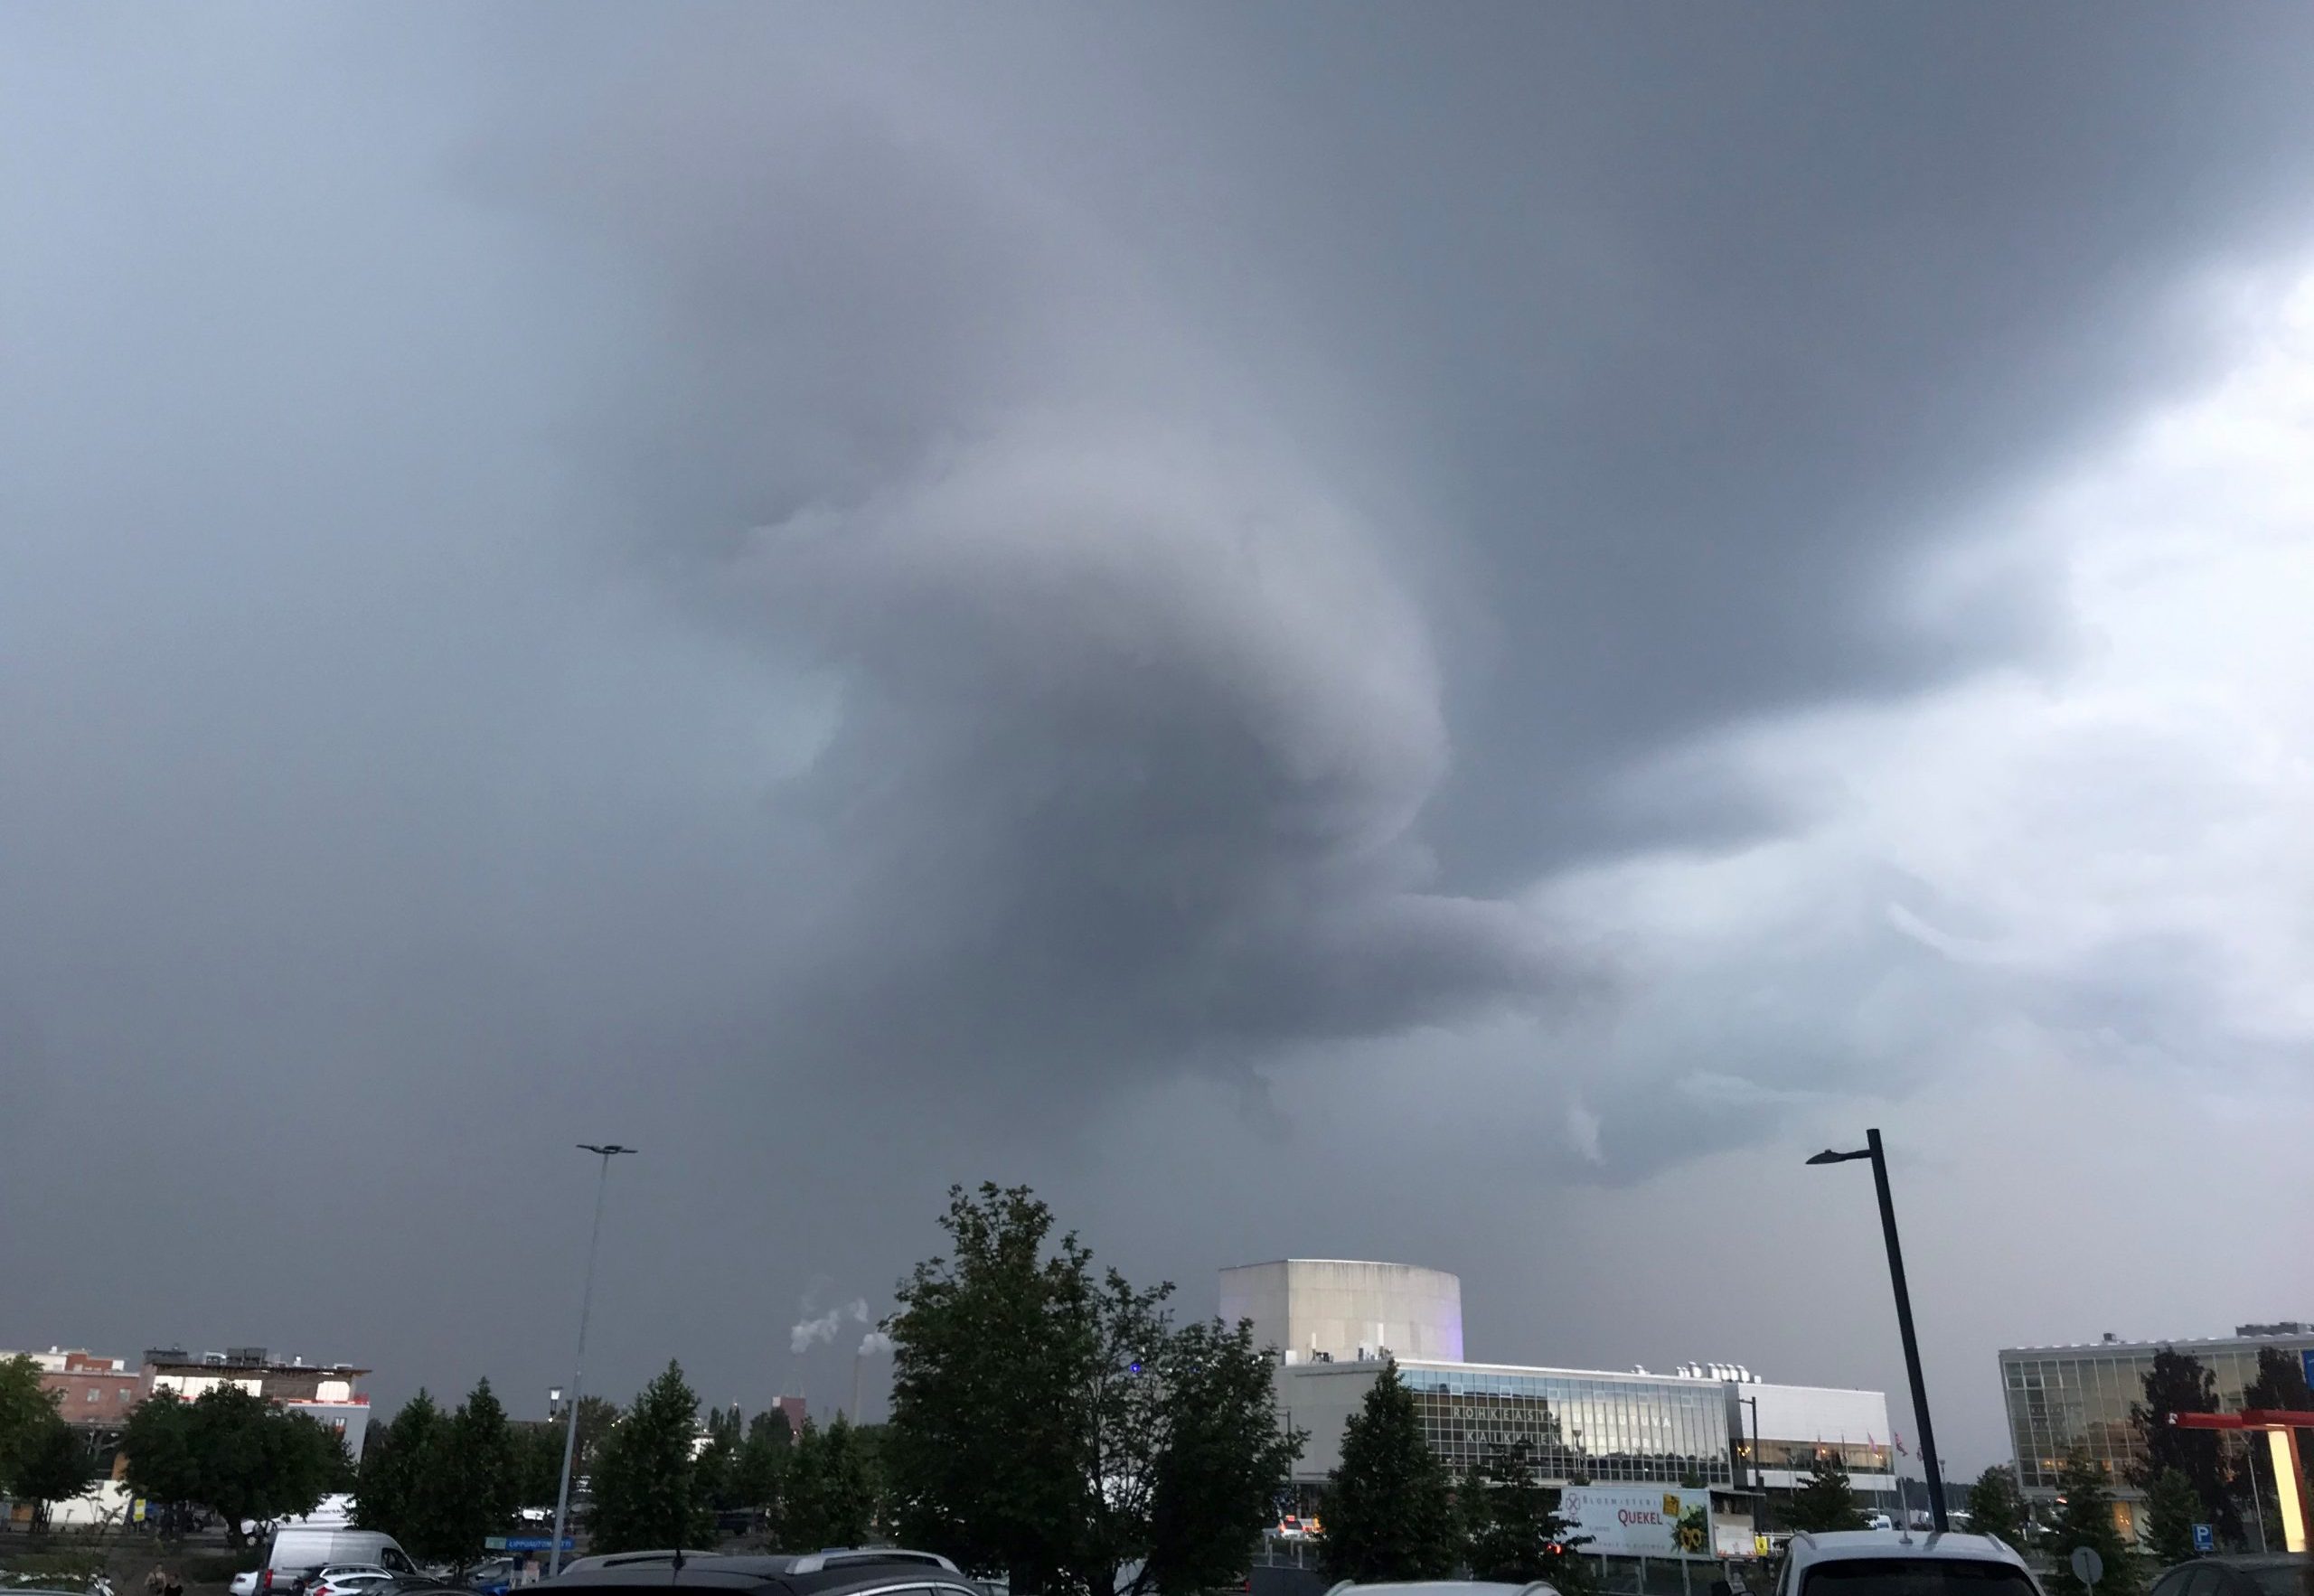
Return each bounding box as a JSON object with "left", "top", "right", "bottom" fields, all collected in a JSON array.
[{"left": 1999, "top": 1325, "right": 2314, "bottom": 1356}]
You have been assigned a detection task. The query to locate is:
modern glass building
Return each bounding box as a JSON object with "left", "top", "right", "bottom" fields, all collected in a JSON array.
[
  {"left": 1400, "top": 1361, "right": 1735, "bottom": 1485},
  {"left": 1237, "top": 1261, "right": 1894, "bottom": 1513},
  {"left": 1999, "top": 1325, "right": 2314, "bottom": 1516}
]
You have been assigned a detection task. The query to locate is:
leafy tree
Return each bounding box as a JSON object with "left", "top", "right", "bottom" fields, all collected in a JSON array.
[
  {"left": 697, "top": 1405, "right": 744, "bottom": 1514},
  {"left": 1465, "top": 1443, "right": 1591, "bottom": 1590},
  {"left": 15, "top": 1415, "right": 99, "bottom": 1529},
  {"left": 784, "top": 1417, "right": 832, "bottom": 1549},
  {"left": 589, "top": 1361, "right": 714, "bottom": 1554},
  {"left": 439, "top": 1379, "right": 520, "bottom": 1569},
  {"left": 572, "top": 1395, "right": 621, "bottom": 1476},
  {"left": 886, "top": 1184, "right": 1302, "bottom": 1596},
  {"left": 888, "top": 1184, "right": 1102, "bottom": 1592},
  {"left": 2048, "top": 1448, "right": 2138, "bottom": 1596},
  {"left": 123, "top": 1388, "right": 338, "bottom": 1545},
  {"left": 1143, "top": 1317, "right": 1304, "bottom": 1596},
  {"left": 1965, "top": 1465, "right": 2029, "bottom": 1552},
  {"left": 2143, "top": 1468, "right": 2203, "bottom": 1570},
  {"left": 510, "top": 1422, "right": 569, "bottom": 1509},
  {"left": 731, "top": 1411, "right": 791, "bottom": 1522},
  {"left": 2131, "top": 1348, "right": 2240, "bottom": 1544},
  {"left": 355, "top": 1391, "right": 445, "bottom": 1551},
  {"left": 1321, "top": 1361, "right": 1459, "bottom": 1582},
  {"left": 0, "top": 1355, "right": 62, "bottom": 1497},
  {"left": 822, "top": 1413, "right": 885, "bottom": 1546},
  {"left": 2242, "top": 1347, "right": 2313, "bottom": 1544},
  {"left": 1785, "top": 1450, "right": 1867, "bottom": 1533}
]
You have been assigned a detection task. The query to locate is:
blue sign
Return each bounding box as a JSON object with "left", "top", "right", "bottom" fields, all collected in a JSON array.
[
  {"left": 2301, "top": 1348, "right": 2314, "bottom": 1390},
  {"left": 484, "top": 1538, "right": 573, "bottom": 1552},
  {"left": 2192, "top": 1524, "right": 2214, "bottom": 1554}
]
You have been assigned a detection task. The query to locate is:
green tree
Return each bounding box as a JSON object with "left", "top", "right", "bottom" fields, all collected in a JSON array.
[
  {"left": 1143, "top": 1318, "right": 1304, "bottom": 1596},
  {"left": 818, "top": 1413, "right": 884, "bottom": 1546},
  {"left": 0, "top": 1356, "right": 62, "bottom": 1497},
  {"left": 886, "top": 1185, "right": 1303, "bottom": 1596},
  {"left": 2143, "top": 1468, "right": 2202, "bottom": 1570},
  {"left": 15, "top": 1415, "right": 99, "bottom": 1529},
  {"left": 355, "top": 1391, "right": 446, "bottom": 1552},
  {"left": 1321, "top": 1361, "right": 1459, "bottom": 1582},
  {"left": 784, "top": 1417, "right": 831, "bottom": 1549},
  {"left": 122, "top": 1388, "right": 339, "bottom": 1545},
  {"left": 589, "top": 1362, "right": 714, "bottom": 1554},
  {"left": 1965, "top": 1465, "right": 2029, "bottom": 1553},
  {"left": 887, "top": 1184, "right": 1102, "bottom": 1592},
  {"left": 1465, "top": 1443, "right": 1591, "bottom": 1589},
  {"left": 2048, "top": 1448, "right": 2139, "bottom": 1596},
  {"left": 2131, "top": 1348, "right": 2240, "bottom": 1544},
  {"left": 439, "top": 1379, "right": 520, "bottom": 1569},
  {"left": 510, "top": 1422, "right": 568, "bottom": 1509},
  {"left": 2242, "top": 1347, "right": 2313, "bottom": 1546},
  {"left": 1785, "top": 1450, "right": 1867, "bottom": 1533},
  {"left": 731, "top": 1411, "right": 790, "bottom": 1523},
  {"left": 697, "top": 1405, "right": 744, "bottom": 1514}
]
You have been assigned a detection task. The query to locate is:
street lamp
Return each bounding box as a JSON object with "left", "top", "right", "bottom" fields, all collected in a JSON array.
[
  {"left": 550, "top": 1143, "right": 635, "bottom": 1576},
  {"left": 1808, "top": 1129, "right": 1947, "bottom": 1533}
]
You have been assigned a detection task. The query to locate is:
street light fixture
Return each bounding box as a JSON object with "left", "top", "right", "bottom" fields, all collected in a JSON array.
[
  {"left": 550, "top": 1143, "right": 635, "bottom": 1576},
  {"left": 1808, "top": 1128, "right": 1947, "bottom": 1533}
]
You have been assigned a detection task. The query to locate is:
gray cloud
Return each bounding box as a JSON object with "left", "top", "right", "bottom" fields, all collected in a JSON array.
[{"left": 4, "top": 3, "right": 2314, "bottom": 1472}]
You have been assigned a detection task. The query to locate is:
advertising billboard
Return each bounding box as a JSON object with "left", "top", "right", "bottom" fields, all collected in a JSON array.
[{"left": 1558, "top": 1487, "right": 1715, "bottom": 1556}]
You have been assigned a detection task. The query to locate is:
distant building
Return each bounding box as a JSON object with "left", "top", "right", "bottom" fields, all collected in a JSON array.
[
  {"left": 767, "top": 1395, "right": 808, "bottom": 1436},
  {"left": 1999, "top": 1323, "right": 2314, "bottom": 1536},
  {"left": 2, "top": 1348, "right": 147, "bottom": 1429},
  {"left": 142, "top": 1347, "right": 374, "bottom": 1458},
  {"left": 1228, "top": 1260, "right": 1896, "bottom": 1529}
]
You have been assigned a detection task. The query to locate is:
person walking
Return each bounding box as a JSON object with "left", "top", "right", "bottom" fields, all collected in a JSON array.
[
  {"left": 163, "top": 1571, "right": 183, "bottom": 1596},
  {"left": 146, "top": 1566, "right": 167, "bottom": 1596}
]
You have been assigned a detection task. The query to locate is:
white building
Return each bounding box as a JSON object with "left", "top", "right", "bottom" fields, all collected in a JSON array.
[{"left": 1229, "top": 1260, "right": 1897, "bottom": 1514}]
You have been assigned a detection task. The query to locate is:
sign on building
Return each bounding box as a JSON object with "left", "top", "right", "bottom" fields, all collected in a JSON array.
[{"left": 1558, "top": 1488, "right": 1715, "bottom": 1557}]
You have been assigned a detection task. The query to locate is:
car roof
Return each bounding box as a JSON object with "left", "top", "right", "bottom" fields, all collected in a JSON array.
[
  {"left": 545, "top": 1553, "right": 967, "bottom": 1594},
  {"left": 1789, "top": 1532, "right": 2031, "bottom": 1568},
  {"left": 1326, "top": 1582, "right": 1557, "bottom": 1596}
]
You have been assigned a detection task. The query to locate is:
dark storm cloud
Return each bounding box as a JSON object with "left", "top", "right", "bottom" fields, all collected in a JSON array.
[{"left": 5, "top": 4, "right": 2314, "bottom": 1450}]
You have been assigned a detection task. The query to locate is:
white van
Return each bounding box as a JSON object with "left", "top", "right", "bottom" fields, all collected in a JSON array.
[{"left": 260, "top": 1528, "right": 418, "bottom": 1594}]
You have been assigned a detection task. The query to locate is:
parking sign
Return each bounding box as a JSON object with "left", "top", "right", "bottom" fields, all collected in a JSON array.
[{"left": 2193, "top": 1524, "right": 2214, "bottom": 1554}]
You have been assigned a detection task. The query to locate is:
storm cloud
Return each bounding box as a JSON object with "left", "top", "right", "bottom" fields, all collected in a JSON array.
[{"left": 5, "top": 5, "right": 2314, "bottom": 1469}]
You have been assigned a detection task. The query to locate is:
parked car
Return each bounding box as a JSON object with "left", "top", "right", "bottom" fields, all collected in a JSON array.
[
  {"left": 1320, "top": 1582, "right": 1559, "bottom": 1596},
  {"left": 233, "top": 1574, "right": 261, "bottom": 1596},
  {"left": 2149, "top": 1557, "right": 2314, "bottom": 1596},
  {"left": 312, "top": 1569, "right": 400, "bottom": 1596},
  {"left": 259, "top": 1529, "right": 420, "bottom": 1596},
  {"left": 1323, "top": 1573, "right": 1555, "bottom": 1582},
  {"left": 544, "top": 1551, "right": 970, "bottom": 1596},
  {"left": 1740, "top": 1529, "right": 2044, "bottom": 1596}
]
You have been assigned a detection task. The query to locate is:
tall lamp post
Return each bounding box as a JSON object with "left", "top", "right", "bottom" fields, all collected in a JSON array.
[
  {"left": 1807, "top": 1129, "right": 1947, "bottom": 1533},
  {"left": 550, "top": 1143, "right": 635, "bottom": 1576}
]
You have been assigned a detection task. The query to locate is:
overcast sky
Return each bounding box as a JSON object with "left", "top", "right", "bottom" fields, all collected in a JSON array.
[{"left": 6, "top": 5, "right": 2314, "bottom": 1476}]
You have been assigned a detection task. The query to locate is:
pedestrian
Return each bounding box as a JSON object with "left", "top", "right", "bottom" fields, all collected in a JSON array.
[
  {"left": 164, "top": 1571, "right": 183, "bottom": 1596},
  {"left": 147, "top": 1566, "right": 167, "bottom": 1596}
]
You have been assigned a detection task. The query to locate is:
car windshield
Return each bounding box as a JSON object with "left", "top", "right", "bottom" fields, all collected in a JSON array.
[{"left": 1802, "top": 1561, "right": 2040, "bottom": 1596}]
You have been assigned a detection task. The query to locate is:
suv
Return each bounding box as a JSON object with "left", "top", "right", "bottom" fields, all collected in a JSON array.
[
  {"left": 1761, "top": 1531, "right": 2045, "bottom": 1596},
  {"left": 546, "top": 1551, "right": 971, "bottom": 1596}
]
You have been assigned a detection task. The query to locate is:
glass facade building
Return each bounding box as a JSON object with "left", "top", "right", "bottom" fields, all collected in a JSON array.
[
  {"left": 2000, "top": 1329, "right": 2314, "bottom": 1497},
  {"left": 1398, "top": 1362, "right": 1734, "bottom": 1485}
]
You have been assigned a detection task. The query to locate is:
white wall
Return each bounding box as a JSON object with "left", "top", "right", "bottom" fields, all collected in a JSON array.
[{"left": 1220, "top": 1260, "right": 1464, "bottom": 1364}]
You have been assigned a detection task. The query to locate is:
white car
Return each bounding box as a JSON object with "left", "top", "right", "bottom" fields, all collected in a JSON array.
[
  {"left": 1325, "top": 1582, "right": 1559, "bottom": 1596},
  {"left": 1754, "top": 1530, "right": 2045, "bottom": 1596},
  {"left": 309, "top": 1567, "right": 398, "bottom": 1596},
  {"left": 232, "top": 1576, "right": 259, "bottom": 1596}
]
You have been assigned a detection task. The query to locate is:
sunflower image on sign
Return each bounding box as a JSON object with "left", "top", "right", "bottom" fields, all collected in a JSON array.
[{"left": 1673, "top": 1501, "right": 1710, "bottom": 1554}]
